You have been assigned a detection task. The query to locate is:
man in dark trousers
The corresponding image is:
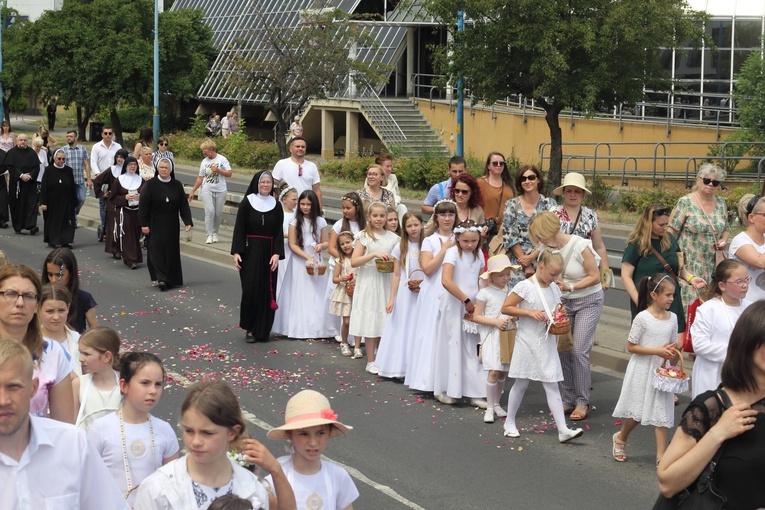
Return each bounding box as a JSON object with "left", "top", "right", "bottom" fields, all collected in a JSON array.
[
  {"left": 4, "top": 134, "right": 40, "bottom": 235},
  {"left": 47, "top": 103, "right": 57, "bottom": 131}
]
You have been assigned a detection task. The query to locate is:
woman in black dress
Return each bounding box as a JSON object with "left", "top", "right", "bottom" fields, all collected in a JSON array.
[
  {"left": 109, "top": 156, "right": 145, "bottom": 269},
  {"left": 138, "top": 158, "right": 193, "bottom": 291},
  {"left": 231, "top": 170, "right": 284, "bottom": 343},
  {"left": 40, "top": 149, "right": 77, "bottom": 248}
]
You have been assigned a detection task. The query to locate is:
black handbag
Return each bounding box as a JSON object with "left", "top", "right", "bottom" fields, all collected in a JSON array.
[{"left": 652, "top": 389, "right": 732, "bottom": 510}]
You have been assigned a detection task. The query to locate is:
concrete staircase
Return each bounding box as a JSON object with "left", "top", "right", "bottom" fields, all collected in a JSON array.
[{"left": 359, "top": 97, "right": 450, "bottom": 158}]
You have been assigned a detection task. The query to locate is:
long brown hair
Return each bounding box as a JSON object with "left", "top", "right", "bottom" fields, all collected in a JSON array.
[
  {"left": 0, "top": 264, "right": 43, "bottom": 362},
  {"left": 626, "top": 203, "right": 671, "bottom": 257},
  {"left": 399, "top": 212, "right": 424, "bottom": 271}
]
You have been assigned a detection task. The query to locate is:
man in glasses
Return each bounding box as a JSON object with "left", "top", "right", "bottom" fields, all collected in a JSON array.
[
  {"left": 421, "top": 155, "right": 466, "bottom": 215},
  {"left": 272, "top": 136, "right": 324, "bottom": 210},
  {"left": 89, "top": 126, "right": 122, "bottom": 241},
  {"left": 63, "top": 130, "right": 91, "bottom": 224}
]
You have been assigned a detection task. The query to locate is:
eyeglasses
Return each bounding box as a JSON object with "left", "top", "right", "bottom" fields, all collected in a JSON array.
[
  {"left": 453, "top": 188, "right": 471, "bottom": 195},
  {"left": 519, "top": 174, "right": 537, "bottom": 183},
  {"left": 0, "top": 290, "right": 39, "bottom": 304},
  {"left": 725, "top": 277, "right": 752, "bottom": 286},
  {"left": 298, "top": 165, "right": 303, "bottom": 177},
  {"left": 490, "top": 161, "right": 506, "bottom": 167},
  {"left": 701, "top": 177, "right": 721, "bottom": 187}
]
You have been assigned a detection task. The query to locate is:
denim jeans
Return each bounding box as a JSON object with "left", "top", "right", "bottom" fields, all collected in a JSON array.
[
  {"left": 75, "top": 183, "right": 86, "bottom": 218},
  {"left": 99, "top": 197, "right": 107, "bottom": 229}
]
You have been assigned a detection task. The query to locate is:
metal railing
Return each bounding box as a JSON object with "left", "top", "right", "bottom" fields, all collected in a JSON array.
[{"left": 358, "top": 85, "right": 408, "bottom": 145}]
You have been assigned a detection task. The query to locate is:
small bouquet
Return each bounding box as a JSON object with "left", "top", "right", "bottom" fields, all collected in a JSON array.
[
  {"left": 345, "top": 272, "right": 355, "bottom": 297},
  {"left": 653, "top": 348, "right": 689, "bottom": 393},
  {"left": 462, "top": 312, "right": 478, "bottom": 334},
  {"left": 548, "top": 304, "right": 570, "bottom": 335}
]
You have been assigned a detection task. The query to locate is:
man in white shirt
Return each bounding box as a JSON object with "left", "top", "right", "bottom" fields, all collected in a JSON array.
[
  {"left": 0, "top": 339, "right": 128, "bottom": 510},
  {"left": 272, "top": 137, "right": 323, "bottom": 210},
  {"left": 89, "top": 125, "right": 122, "bottom": 241}
]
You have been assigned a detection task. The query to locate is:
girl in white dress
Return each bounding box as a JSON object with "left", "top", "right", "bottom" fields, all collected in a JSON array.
[
  {"left": 276, "top": 185, "right": 297, "bottom": 305},
  {"left": 377, "top": 212, "right": 424, "bottom": 379},
  {"left": 473, "top": 255, "right": 517, "bottom": 423},
  {"left": 330, "top": 232, "right": 358, "bottom": 357},
  {"left": 73, "top": 326, "right": 121, "bottom": 430},
  {"left": 135, "top": 381, "right": 295, "bottom": 510},
  {"left": 405, "top": 199, "right": 457, "bottom": 392},
  {"left": 88, "top": 352, "right": 180, "bottom": 505},
  {"left": 431, "top": 220, "right": 487, "bottom": 406},
  {"left": 349, "top": 201, "right": 400, "bottom": 374},
  {"left": 326, "top": 193, "right": 365, "bottom": 341},
  {"left": 273, "top": 190, "right": 334, "bottom": 339},
  {"left": 612, "top": 274, "right": 679, "bottom": 463},
  {"left": 501, "top": 250, "right": 585, "bottom": 443},
  {"left": 39, "top": 283, "right": 81, "bottom": 376},
  {"left": 690, "top": 259, "right": 751, "bottom": 398}
]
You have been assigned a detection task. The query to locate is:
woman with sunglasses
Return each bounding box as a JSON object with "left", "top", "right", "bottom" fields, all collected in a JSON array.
[
  {"left": 502, "top": 164, "right": 556, "bottom": 286},
  {"left": 477, "top": 152, "right": 515, "bottom": 242},
  {"left": 622, "top": 204, "right": 706, "bottom": 344},
  {"left": 729, "top": 194, "right": 765, "bottom": 302},
  {"left": 424, "top": 173, "right": 485, "bottom": 236},
  {"left": 668, "top": 163, "right": 730, "bottom": 309},
  {"left": 151, "top": 136, "right": 174, "bottom": 168}
]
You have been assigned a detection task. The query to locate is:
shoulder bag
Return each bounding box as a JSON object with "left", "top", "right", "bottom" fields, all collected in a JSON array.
[
  {"left": 691, "top": 194, "right": 728, "bottom": 268},
  {"left": 652, "top": 389, "right": 732, "bottom": 510}
]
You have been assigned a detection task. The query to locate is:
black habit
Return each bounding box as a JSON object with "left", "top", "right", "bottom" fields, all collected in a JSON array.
[
  {"left": 0, "top": 150, "right": 8, "bottom": 226},
  {"left": 40, "top": 163, "right": 77, "bottom": 246},
  {"left": 231, "top": 171, "right": 285, "bottom": 341},
  {"left": 4, "top": 145, "right": 40, "bottom": 232},
  {"left": 138, "top": 177, "right": 193, "bottom": 288}
]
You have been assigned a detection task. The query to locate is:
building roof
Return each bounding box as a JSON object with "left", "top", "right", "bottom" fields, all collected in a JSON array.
[{"left": 687, "top": 0, "right": 765, "bottom": 17}]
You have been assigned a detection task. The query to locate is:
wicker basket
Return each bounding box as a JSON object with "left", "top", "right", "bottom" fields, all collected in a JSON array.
[
  {"left": 653, "top": 348, "right": 689, "bottom": 393},
  {"left": 548, "top": 319, "right": 570, "bottom": 335},
  {"left": 306, "top": 263, "right": 327, "bottom": 276},
  {"left": 375, "top": 258, "right": 394, "bottom": 273},
  {"left": 345, "top": 281, "right": 356, "bottom": 297},
  {"left": 407, "top": 269, "right": 425, "bottom": 292}
]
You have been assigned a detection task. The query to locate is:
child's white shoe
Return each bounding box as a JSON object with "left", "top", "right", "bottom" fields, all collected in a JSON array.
[
  {"left": 503, "top": 427, "right": 520, "bottom": 438},
  {"left": 493, "top": 405, "right": 508, "bottom": 418},
  {"left": 352, "top": 348, "right": 363, "bottom": 359},
  {"left": 470, "top": 398, "right": 488, "bottom": 409},
  {"left": 340, "top": 343, "right": 352, "bottom": 357},
  {"left": 558, "top": 428, "right": 584, "bottom": 443},
  {"left": 435, "top": 393, "right": 456, "bottom": 405},
  {"left": 483, "top": 409, "right": 495, "bottom": 423}
]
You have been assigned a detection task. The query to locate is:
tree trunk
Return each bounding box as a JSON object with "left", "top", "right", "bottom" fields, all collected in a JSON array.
[
  {"left": 110, "top": 109, "right": 125, "bottom": 145},
  {"left": 76, "top": 105, "right": 95, "bottom": 142},
  {"left": 272, "top": 105, "right": 289, "bottom": 159},
  {"left": 540, "top": 99, "right": 565, "bottom": 197}
]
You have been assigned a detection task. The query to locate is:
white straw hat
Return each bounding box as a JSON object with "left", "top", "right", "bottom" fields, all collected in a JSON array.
[
  {"left": 480, "top": 255, "right": 520, "bottom": 280},
  {"left": 267, "top": 390, "right": 352, "bottom": 440},
  {"left": 553, "top": 172, "right": 591, "bottom": 196}
]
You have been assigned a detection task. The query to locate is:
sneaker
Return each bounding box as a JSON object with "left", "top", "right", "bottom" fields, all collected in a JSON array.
[
  {"left": 365, "top": 363, "right": 380, "bottom": 375},
  {"left": 206, "top": 235, "right": 213, "bottom": 244},
  {"left": 470, "top": 398, "right": 488, "bottom": 409},
  {"left": 435, "top": 393, "right": 456, "bottom": 405},
  {"left": 559, "top": 428, "right": 584, "bottom": 443},
  {"left": 352, "top": 348, "right": 363, "bottom": 359},
  {"left": 340, "top": 344, "right": 352, "bottom": 357},
  {"left": 494, "top": 405, "right": 508, "bottom": 418},
  {"left": 212, "top": 233, "right": 219, "bottom": 243},
  {"left": 483, "top": 409, "right": 495, "bottom": 423}
]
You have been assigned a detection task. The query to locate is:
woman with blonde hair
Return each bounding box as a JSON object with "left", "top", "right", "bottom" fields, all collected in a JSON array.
[
  {"left": 529, "top": 211, "right": 603, "bottom": 420},
  {"left": 622, "top": 204, "right": 706, "bottom": 344},
  {"left": 728, "top": 193, "right": 765, "bottom": 302}
]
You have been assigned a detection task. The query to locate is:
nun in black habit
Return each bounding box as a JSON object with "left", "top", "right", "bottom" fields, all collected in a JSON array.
[
  {"left": 231, "top": 170, "right": 284, "bottom": 343},
  {"left": 40, "top": 149, "right": 77, "bottom": 248},
  {"left": 4, "top": 134, "right": 40, "bottom": 234},
  {"left": 138, "top": 157, "right": 193, "bottom": 291}
]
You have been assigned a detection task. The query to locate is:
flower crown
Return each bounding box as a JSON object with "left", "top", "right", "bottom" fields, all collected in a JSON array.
[
  {"left": 454, "top": 225, "right": 483, "bottom": 234},
  {"left": 279, "top": 186, "right": 296, "bottom": 201},
  {"left": 434, "top": 198, "right": 457, "bottom": 208},
  {"left": 341, "top": 194, "right": 359, "bottom": 206}
]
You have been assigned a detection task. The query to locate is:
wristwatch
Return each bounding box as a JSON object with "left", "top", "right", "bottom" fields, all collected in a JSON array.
[{"left": 463, "top": 297, "right": 471, "bottom": 304}]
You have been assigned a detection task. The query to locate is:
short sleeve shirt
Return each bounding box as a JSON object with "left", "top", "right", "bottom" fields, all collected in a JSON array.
[
  {"left": 272, "top": 158, "right": 320, "bottom": 196},
  {"left": 199, "top": 154, "right": 231, "bottom": 193}
]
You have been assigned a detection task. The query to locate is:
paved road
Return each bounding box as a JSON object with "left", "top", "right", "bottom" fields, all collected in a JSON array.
[{"left": 1, "top": 228, "right": 684, "bottom": 509}]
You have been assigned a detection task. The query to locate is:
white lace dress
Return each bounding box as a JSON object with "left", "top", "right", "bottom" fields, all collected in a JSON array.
[{"left": 612, "top": 310, "right": 678, "bottom": 428}]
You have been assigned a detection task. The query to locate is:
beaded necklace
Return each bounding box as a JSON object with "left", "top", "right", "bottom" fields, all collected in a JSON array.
[{"left": 120, "top": 407, "right": 156, "bottom": 500}]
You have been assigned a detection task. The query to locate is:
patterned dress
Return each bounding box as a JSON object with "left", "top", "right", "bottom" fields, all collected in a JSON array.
[
  {"left": 669, "top": 194, "right": 728, "bottom": 309},
  {"left": 502, "top": 194, "right": 557, "bottom": 286}
]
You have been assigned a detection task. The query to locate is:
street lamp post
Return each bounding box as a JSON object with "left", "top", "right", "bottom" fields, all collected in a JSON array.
[
  {"left": 153, "top": 0, "right": 160, "bottom": 147},
  {"left": 456, "top": 9, "right": 464, "bottom": 157}
]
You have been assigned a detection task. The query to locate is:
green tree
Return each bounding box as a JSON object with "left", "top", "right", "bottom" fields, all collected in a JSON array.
[
  {"left": 225, "top": 4, "right": 391, "bottom": 158},
  {"left": 7, "top": 0, "right": 215, "bottom": 141},
  {"left": 734, "top": 43, "right": 765, "bottom": 137},
  {"left": 426, "top": 0, "right": 706, "bottom": 194},
  {"left": 0, "top": 8, "right": 33, "bottom": 125}
]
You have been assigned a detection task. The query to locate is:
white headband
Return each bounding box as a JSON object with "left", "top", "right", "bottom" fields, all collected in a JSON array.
[
  {"left": 454, "top": 225, "right": 483, "bottom": 234},
  {"left": 279, "top": 186, "right": 296, "bottom": 201},
  {"left": 652, "top": 274, "right": 672, "bottom": 292},
  {"left": 435, "top": 198, "right": 457, "bottom": 208}
]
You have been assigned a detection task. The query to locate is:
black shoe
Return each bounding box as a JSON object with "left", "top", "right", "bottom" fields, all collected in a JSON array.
[
  {"left": 14, "top": 230, "right": 21, "bottom": 234},
  {"left": 157, "top": 281, "right": 168, "bottom": 291},
  {"left": 113, "top": 253, "right": 121, "bottom": 260},
  {"left": 130, "top": 263, "right": 138, "bottom": 270},
  {"left": 29, "top": 226, "right": 39, "bottom": 235},
  {"left": 245, "top": 331, "right": 256, "bottom": 343},
  {"left": 0, "top": 222, "right": 8, "bottom": 229},
  {"left": 97, "top": 225, "right": 104, "bottom": 242}
]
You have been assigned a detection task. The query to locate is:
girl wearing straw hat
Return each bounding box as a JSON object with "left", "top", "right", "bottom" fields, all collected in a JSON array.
[{"left": 266, "top": 390, "right": 359, "bottom": 510}]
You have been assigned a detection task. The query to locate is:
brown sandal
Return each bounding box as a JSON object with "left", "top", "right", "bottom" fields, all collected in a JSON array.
[
  {"left": 570, "top": 404, "right": 590, "bottom": 421},
  {"left": 612, "top": 432, "right": 627, "bottom": 462}
]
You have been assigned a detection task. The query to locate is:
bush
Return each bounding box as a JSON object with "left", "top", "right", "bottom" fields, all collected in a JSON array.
[
  {"left": 719, "top": 182, "right": 760, "bottom": 216},
  {"left": 166, "top": 130, "right": 280, "bottom": 170},
  {"left": 586, "top": 175, "right": 613, "bottom": 210},
  {"left": 618, "top": 186, "right": 684, "bottom": 213},
  {"left": 118, "top": 107, "right": 152, "bottom": 133}
]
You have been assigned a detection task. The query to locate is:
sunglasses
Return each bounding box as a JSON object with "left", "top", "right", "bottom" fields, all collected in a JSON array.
[
  {"left": 298, "top": 164, "right": 303, "bottom": 177},
  {"left": 652, "top": 207, "right": 672, "bottom": 217},
  {"left": 701, "top": 177, "right": 721, "bottom": 187},
  {"left": 158, "top": 142, "right": 168, "bottom": 146},
  {"left": 453, "top": 188, "right": 470, "bottom": 195},
  {"left": 490, "top": 161, "right": 506, "bottom": 167},
  {"left": 519, "top": 174, "right": 537, "bottom": 183},
  {"left": 103, "top": 132, "right": 113, "bottom": 136}
]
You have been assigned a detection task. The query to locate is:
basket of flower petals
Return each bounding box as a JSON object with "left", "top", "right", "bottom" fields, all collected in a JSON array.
[
  {"left": 375, "top": 258, "right": 394, "bottom": 273},
  {"left": 345, "top": 273, "right": 355, "bottom": 297},
  {"left": 407, "top": 269, "right": 425, "bottom": 292},
  {"left": 653, "top": 348, "right": 689, "bottom": 393},
  {"left": 548, "top": 304, "right": 570, "bottom": 335}
]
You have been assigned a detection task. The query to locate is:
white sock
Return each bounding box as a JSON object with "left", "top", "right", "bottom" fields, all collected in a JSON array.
[
  {"left": 503, "top": 378, "right": 530, "bottom": 433},
  {"left": 486, "top": 381, "right": 497, "bottom": 410},
  {"left": 543, "top": 381, "right": 570, "bottom": 434}
]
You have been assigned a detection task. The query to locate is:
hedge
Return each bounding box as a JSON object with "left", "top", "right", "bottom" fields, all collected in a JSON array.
[{"left": 166, "top": 131, "right": 280, "bottom": 169}]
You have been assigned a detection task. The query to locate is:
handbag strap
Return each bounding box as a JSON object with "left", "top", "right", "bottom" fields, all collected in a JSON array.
[
  {"left": 650, "top": 246, "right": 678, "bottom": 281},
  {"left": 568, "top": 207, "right": 583, "bottom": 235},
  {"left": 704, "top": 388, "right": 733, "bottom": 472},
  {"left": 560, "top": 237, "right": 580, "bottom": 280},
  {"left": 532, "top": 275, "right": 554, "bottom": 336}
]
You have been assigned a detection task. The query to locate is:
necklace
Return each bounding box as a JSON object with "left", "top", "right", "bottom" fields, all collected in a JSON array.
[{"left": 120, "top": 407, "right": 156, "bottom": 500}]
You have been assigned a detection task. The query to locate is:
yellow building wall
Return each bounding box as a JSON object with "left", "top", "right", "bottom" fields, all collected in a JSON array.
[{"left": 416, "top": 100, "right": 736, "bottom": 175}]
